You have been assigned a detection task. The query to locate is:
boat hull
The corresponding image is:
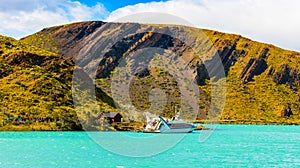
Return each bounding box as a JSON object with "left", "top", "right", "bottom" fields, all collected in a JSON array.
[
  {"left": 143, "top": 128, "right": 194, "bottom": 133},
  {"left": 160, "top": 127, "right": 194, "bottom": 133}
]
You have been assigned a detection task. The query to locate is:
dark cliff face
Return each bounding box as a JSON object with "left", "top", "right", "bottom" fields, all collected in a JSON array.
[
  {"left": 281, "top": 105, "right": 293, "bottom": 118},
  {"left": 240, "top": 58, "right": 268, "bottom": 83},
  {"left": 271, "top": 64, "right": 300, "bottom": 89},
  {"left": 240, "top": 48, "right": 269, "bottom": 84}
]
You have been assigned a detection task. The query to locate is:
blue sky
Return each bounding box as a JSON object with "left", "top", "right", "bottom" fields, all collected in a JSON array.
[
  {"left": 78, "top": 0, "right": 165, "bottom": 11},
  {"left": 0, "top": 0, "right": 299, "bottom": 51}
]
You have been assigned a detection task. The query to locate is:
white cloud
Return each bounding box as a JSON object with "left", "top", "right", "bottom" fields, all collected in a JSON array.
[
  {"left": 0, "top": 0, "right": 109, "bottom": 39},
  {"left": 107, "top": 0, "right": 300, "bottom": 51}
]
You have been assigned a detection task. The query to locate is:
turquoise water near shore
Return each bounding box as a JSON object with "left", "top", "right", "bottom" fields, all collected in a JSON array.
[{"left": 1, "top": 125, "right": 300, "bottom": 167}]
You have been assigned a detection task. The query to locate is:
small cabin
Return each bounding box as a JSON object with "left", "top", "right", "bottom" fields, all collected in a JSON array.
[{"left": 98, "top": 112, "right": 123, "bottom": 124}]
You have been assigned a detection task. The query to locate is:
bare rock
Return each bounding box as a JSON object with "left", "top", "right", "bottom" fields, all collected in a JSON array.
[
  {"left": 240, "top": 58, "right": 268, "bottom": 83},
  {"left": 281, "top": 105, "right": 293, "bottom": 118},
  {"left": 273, "top": 64, "right": 300, "bottom": 89}
]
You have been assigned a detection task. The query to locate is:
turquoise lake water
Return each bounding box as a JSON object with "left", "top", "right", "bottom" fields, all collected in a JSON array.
[{"left": 1, "top": 124, "right": 300, "bottom": 167}]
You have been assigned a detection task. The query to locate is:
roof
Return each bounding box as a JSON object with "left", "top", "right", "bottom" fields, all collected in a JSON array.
[{"left": 101, "top": 112, "right": 121, "bottom": 118}]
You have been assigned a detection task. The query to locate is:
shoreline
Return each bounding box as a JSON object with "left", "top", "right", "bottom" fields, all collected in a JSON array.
[{"left": 0, "top": 122, "right": 299, "bottom": 132}]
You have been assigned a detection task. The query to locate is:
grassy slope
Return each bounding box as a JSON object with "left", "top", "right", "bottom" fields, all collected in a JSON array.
[
  {"left": 0, "top": 35, "right": 116, "bottom": 130},
  {"left": 0, "top": 36, "right": 78, "bottom": 130}
]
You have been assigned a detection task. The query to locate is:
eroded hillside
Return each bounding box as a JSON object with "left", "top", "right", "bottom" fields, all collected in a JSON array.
[{"left": 13, "top": 21, "right": 300, "bottom": 126}]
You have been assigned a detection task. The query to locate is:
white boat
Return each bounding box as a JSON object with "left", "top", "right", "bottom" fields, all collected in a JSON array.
[{"left": 144, "top": 115, "right": 195, "bottom": 133}]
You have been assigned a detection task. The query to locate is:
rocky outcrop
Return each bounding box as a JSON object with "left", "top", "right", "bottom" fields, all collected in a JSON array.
[
  {"left": 0, "top": 64, "right": 12, "bottom": 78},
  {"left": 259, "top": 48, "right": 269, "bottom": 59},
  {"left": 195, "top": 64, "right": 209, "bottom": 85},
  {"left": 266, "top": 66, "right": 275, "bottom": 76},
  {"left": 216, "top": 39, "right": 238, "bottom": 71},
  {"left": 240, "top": 48, "right": 270, "bottom": 83},
  {"left": 281, "top": 105, "right": 293, "bottom": 118},
  {"left": 6, "top": 51, "right": 44, "bottom": 65},
  {"left": 195, "top": 38, "right": 246, "bottom": 85},
  {"left": 135, "top": 68, "right": 150, "bottom": 78},
  {"left": 272, "top": 64, "right": 300, "bottom": 89},
  {"left": 240, "top": 58, "right": 268, "bottom": 83},
  {"left": 96, "top": 31, "right": 186, "bottom": 78}
]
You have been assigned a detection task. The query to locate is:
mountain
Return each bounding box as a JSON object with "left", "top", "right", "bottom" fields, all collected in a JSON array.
[{"left": 1, "top": 21, "right": 299, "bottom": 131}]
